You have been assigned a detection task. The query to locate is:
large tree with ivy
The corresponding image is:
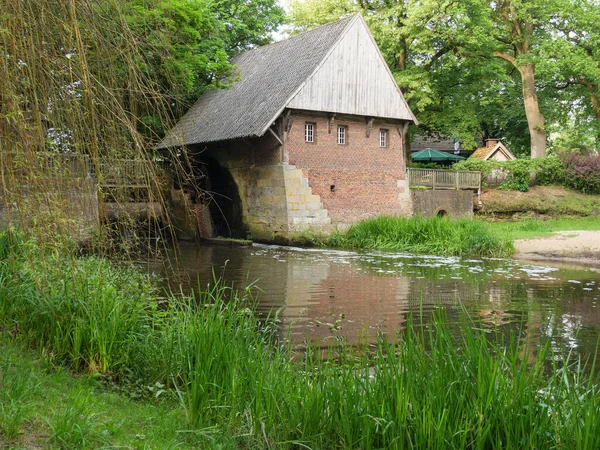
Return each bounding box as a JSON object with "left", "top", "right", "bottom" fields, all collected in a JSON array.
[{"left": 288, "top": 0, "right": 600, "bottom": 157}]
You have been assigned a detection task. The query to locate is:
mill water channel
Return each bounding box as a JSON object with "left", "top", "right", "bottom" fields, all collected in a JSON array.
[{"left": 156, "top": 242, "right": 600, "bottom": 364}]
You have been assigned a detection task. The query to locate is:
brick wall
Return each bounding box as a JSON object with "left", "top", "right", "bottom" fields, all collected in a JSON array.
[{"left": 287, "top": 112, "right": 410, "bottom": 224}]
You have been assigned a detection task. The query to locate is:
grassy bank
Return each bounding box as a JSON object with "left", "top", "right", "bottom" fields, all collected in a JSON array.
[
  {"left": 2, "top": 233, "right": 600, "bottom": 449},
  {"left": 479, "top": 186, "right": 600, "bottom": 218},
  {"left": 487, "top": 217, "right": 600, "bottom": 241},
  {"left": 306, "top": 216, "right": 514, "bottom": 257},
  {"left": 301, "top": 214, "right": 600, "bottom": 258},
  {"left": 0, "top": 340, "right": 193, "bottom": 449}
]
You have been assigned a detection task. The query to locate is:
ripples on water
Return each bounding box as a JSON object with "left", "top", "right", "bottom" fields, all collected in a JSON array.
[{"left": 156, "top": 243, "right": 600, "bottom": 362}]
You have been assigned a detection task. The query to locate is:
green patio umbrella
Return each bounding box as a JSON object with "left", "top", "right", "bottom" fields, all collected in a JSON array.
[{"left": 411, "top": 148, "right": 465, "bottom": 162}]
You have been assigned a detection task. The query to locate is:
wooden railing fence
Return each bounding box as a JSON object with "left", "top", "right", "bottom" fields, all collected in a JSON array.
[{"left": 408, "top": 168, "right": 481, "bottom": 191}]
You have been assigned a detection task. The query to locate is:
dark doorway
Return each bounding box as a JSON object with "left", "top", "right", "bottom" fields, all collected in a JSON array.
[{"left": 200, "top": 158, "right": 245, "bottom": 238}]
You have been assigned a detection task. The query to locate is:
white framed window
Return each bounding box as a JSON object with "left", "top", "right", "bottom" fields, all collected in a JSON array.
[
  {"left": 305, "top": 122, "right": 315, "bottom": 143},
  {"left": 379, "top": 129, "right": 388, "bottom": 148},
  {"left": 337, "top": 126, "right": 347, "bottom": 145}
]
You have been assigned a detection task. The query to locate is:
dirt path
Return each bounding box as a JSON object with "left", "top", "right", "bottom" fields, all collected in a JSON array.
[{"left": 514, "top": 230, "right": 600, "bottom": 267}]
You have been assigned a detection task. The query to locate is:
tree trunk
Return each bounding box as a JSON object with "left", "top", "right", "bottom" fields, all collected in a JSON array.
[
  {"left": 590, "top": 85, "right": 600, "bottom": 121},
  {"left": 519, "top": 63, "right": 546, "bottom": 158}
]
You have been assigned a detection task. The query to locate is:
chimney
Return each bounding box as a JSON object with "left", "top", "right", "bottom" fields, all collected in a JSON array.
[{"left": 486, "top": 139, "right": 499, "bottom": 148}]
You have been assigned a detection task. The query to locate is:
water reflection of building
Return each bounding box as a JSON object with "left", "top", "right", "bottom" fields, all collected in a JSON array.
[
  {"left": 163, "top": 244, "right": 600, "bottom": 361},
  {"left": 284, "top": 261, "right": 411, "bottom": 346}
]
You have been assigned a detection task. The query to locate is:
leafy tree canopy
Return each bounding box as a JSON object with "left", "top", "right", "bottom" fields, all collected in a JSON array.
[
  {"left": 288, "top": 0, "right": 600, "bottom": 156},
  {"left": 0, "top": 0, "right": 284, "bottom": 154}
]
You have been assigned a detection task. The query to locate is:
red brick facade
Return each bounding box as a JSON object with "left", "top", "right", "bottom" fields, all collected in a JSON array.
[{"left": 287, "top": 112, "right": 408, "bottom": 224}]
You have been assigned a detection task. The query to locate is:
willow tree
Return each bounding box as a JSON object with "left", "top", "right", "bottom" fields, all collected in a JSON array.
[{"left": 0, "top": 0, "right": 282, "bottom": 243}]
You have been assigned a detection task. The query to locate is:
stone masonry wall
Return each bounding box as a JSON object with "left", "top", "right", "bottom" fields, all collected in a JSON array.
[
  {"left": 411, "top": 190, "right": 474, "bottom": 218},
  {"left": 201, "top": 134, "right": 331, "bottom": 241},
  {"left": 287, "top": 112, "right": 412, "bottom": 225}
]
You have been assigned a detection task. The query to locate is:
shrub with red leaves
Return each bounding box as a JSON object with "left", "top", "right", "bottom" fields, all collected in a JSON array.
[{"left": 560, "top": 152, "right": 600, "bottom": 194}]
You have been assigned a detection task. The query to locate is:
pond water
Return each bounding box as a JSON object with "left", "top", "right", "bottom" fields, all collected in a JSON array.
[{"left": 161, "top": 243, "right": 600, "bottom": 362}]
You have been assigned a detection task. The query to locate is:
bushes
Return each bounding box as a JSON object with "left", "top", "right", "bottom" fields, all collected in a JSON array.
[
  {"left": 535, "top": 156, "right": 567, "bottom": 186},
  {"left": 498, "top": 160, "right": 533, "bottom": 191},
  {"left": 561, "top": 152, "right": 600, "bottom": 194},
  {"left": 454, "top": 154, "right": 600, "bottom": 195},
  {"left": 454, "top": 157, "right": 569, "bottom": 192},
  {"left": 453, "top": 158, "right": 498, "bottom": 178}
]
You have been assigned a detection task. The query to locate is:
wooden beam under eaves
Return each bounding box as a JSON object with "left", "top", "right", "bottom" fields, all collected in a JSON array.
[{"left": 267, "top": 127, "right": 283, "bottom": 145}]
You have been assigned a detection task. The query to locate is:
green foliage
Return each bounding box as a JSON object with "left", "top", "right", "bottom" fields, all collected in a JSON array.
[
  {"left": 119, "top": 0, "right": 285, "bottom": 137},
  {"left": 321, "top": 216, "right": 514, "bottom": 257},
  {"left": 2, "top": 234, "right": 600, "bottom": 448},
  {"left": 454, "top": 157, "right": 569, "bottom": 192},
  {"left": 407, "top": 162, "right": 446, "bottom": 169},
  {"left": 535, "top": 157, "right": 568, "bottom": 186},
  {"left": 288, "top": 0, "right": 600, "bottom": 156},
  {"left": 497, "top": 160, "right": 533, "bottom": 192},
  {"left": 453, "top": 159, "right": 500, "bottom": 177},
  {"left": 1, "top": 252, "right": 154, "bottom": 375},
  {"left": 1, "top": 0, "right": 284, "bottom": 155}
]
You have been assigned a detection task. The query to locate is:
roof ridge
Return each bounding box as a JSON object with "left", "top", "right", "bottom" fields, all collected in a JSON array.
[
  {"left": 157, "top": 13, "right": 415, "bottom": 149},
  {"left": 233, "top": 14, "right": 357, "bottom": 61},
  {"left": 257, "top": 15, "right": 359, "bottom": 137}
]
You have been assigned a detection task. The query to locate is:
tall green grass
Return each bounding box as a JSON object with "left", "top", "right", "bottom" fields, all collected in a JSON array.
[
  {"left": 325, "top": 216, "right": 514, "bottom": 257},
  {"left": 1, "top": 232, "right": 599, "bottom": 449}
]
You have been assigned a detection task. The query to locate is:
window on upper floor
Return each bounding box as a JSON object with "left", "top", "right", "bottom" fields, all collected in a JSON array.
[
  {"left": 380, "top": 129, "right": 388, "bottom": 148},
  {"left": 337, "top": 126, "right": 347, "bottom": 145},
  {"left": 305, "top": 122, "right": 315, "bottom": 143}
]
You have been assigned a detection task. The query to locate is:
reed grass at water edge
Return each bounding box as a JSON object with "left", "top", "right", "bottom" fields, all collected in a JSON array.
[
  {"left": 320, "top": 216, "right": 514, "bottom": 257},
  {"left": 1, "top": 232, "right": 599, "bottom": 449}
]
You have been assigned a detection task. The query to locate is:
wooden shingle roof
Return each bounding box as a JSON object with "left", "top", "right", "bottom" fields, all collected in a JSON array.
[
  {"left": 158, "top": 16, "right": 355, "bottom": 148},
  {"left": 470, "top": 146, "right": 493, "bottom": 160},
  {"left": 158, "top": 14, "right": 416, "bottom": 149},
  {"left": 470, "top": 142, "right": 516, "bottom": 161}
]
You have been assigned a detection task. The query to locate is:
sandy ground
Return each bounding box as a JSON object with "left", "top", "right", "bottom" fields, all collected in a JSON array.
[{"left": 514, "top": 230, "right": 600, "bottom": 267}]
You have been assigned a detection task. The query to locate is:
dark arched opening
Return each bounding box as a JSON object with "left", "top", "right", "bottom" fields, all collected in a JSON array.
[
  {"left": 200, "top": 158, "right": 245, "bottom": 238},
  {"left": 436, "top": 209, "right": 448, "bottom": 218}
]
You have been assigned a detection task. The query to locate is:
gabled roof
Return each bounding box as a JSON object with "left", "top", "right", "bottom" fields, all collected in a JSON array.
[
  {"left": 158, "top": 14, "right": 416, "bottom": 149},
  {"left": 470, "top": 142, "right": 516, "bottom": 161}
]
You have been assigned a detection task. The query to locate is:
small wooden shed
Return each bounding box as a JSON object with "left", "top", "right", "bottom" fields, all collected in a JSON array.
[{"left": 469, "top": 139, "right": 516, "bottom": 161}]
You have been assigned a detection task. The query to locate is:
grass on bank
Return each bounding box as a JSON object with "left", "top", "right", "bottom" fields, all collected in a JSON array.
[
  {"left": 304, "top": 216, "right": 515, "bottom": 258},
  {"left": 2, "top": 232, "right": 600, "bottom": 449},
  {"left": 479, "top": 186, "right": 600, "bottom": 217},
  {"left": 487, "top": 216, "right": 600, "bottom": 241},
  {"left": 0, "top": 341, "right": 192, "bottom": 450},
  {"left": 300, "top": 215, "right": 600, "bottom": 258}
]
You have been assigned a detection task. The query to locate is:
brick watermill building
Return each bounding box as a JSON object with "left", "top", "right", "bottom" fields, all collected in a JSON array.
[{"left": 159, "top": 14, "right": 420, "bottom": 241}]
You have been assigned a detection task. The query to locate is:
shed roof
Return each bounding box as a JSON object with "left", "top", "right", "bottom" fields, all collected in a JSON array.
[
  {"left": 158, "top": 14, "right": 415, "bottom": 149},
  {"left": 470, "top": 142, "right": 516, "bottom": 161}
]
